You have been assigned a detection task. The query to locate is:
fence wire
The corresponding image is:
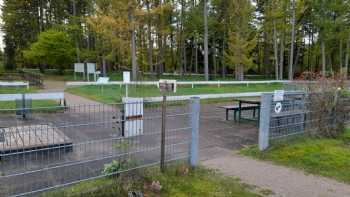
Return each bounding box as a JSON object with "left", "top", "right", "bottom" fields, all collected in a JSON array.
[
  {"left": 0, "top": 100, "right": 192, "bottom": 197},
  {"left": 269, "top": 92, "right": 350, "bottom": 140}
]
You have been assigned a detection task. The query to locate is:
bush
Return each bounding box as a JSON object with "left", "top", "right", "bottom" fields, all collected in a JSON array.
[
  {"left": 304, "top": 77, "right": 350, "bottom": 138},
  {"left": 102, "top": 158, "right": 137, "bottom": 177},
  {"left": 23, "top": 29, "right": 75, "bottom": 74}
]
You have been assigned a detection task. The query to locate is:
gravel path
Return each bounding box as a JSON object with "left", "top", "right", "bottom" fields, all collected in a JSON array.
[
  {"left": 41, "top": 80, "right": 104, "bottom": 106},
  {"left": 202, "top": 153, "right": 350, "bottom": 197}
]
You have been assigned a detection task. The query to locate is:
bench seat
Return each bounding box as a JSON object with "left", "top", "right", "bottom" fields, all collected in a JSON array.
[{"left": 219, "top": 104, "right": 260, "bottom": 121}]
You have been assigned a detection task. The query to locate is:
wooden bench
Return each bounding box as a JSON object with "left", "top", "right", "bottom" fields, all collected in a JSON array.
[{"left": 219, "top": 104, "right": 260, "bottom": 121}]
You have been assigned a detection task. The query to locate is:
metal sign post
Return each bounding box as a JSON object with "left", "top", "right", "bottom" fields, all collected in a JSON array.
[{"left": 160, "top": 95, "right": 166, "bottom": 172}]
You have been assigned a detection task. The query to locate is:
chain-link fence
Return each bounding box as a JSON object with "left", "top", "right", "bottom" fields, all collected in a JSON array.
[
  {"left": 0, "top": 98, "right": 199, "bottom": 197},
  {"left": 259, "top": 91, "right": 350, "bottom": 150}
]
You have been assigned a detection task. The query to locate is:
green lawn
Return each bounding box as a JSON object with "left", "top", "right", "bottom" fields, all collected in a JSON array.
[
  {"left": 241, "top": 130, "right": 350, "bottom": 183},
  {"left": 0, "top": 87, "right": 60, "bottom": 109},
  {"left": 66, "top": 83, "right": 282, "bottom": 103},
  {"left": 41, "top": 164, "right": 263, "bottom": 197}
]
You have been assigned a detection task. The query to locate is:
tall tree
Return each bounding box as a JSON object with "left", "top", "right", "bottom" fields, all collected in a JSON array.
[
  {"left": 224, "top": 0, "right": 256, "bottom": 80},
  {"left": 204, "top": 0, "right": 209, "bottom": 80}
]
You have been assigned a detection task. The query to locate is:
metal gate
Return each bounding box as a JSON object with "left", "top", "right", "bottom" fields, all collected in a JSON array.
[{"left": 0, "top": 98, "right": 199, "bottom": 197}]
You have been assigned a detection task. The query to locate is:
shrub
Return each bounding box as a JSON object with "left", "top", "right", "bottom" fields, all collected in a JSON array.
[
  {"left": 102, "top": 158, "right": 137, "bottom": 178},
  {"left": 304, "top": 77, "right": 350, "bottom": 138}
]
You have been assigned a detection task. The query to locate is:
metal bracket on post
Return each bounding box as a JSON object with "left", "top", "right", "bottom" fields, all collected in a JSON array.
[
  {"left": 190, "top": 97, "right": 200, "bottom": 167},
  {"left": 259, "top": 93, "right": 272, "bottom": 151}
]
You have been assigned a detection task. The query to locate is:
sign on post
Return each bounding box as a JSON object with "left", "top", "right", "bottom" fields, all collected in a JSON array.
[
  {"left": 273, "top": 90, "right": 285, "bottom": 102},
  {"left": 123, "top": 72, "right": 131, "bottom": 83},
  {"left": 123, "top": 72, "right": 131, "bottom": 98},
  {"left": 87, "top": 63, "right": 97, "bottom": 82},
  {"left": 122, "top": 97, "right": 144, "bottom": 137},
  {"left": 96, "top": 77, "right": 110, "bottom": 94},
  {"left": 74, "top": 63, "right": 85, "bottom": 80},
  {"left": 159, "top": 80, "right": 177, "bottom": 93}
]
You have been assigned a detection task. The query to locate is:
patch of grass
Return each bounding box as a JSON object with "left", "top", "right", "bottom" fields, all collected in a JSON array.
[
  {"left": 0, "top": 87, "right": 37, "bottom": 94},
  {"left": 0, "top": 87, "right": 60, "bottom": 109},
  {"left": 41, "top": 164, "right": 262, "bottom": 197},
  {"left": 66, "top": 83, "right": 282, "bottom": 103},
  {"left": 241, "top": 130, "right": 350, "bottom": 183}
]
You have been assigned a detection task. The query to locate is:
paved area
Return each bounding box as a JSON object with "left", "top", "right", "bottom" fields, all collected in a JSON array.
[{"left": 203, "top": 153, "right": 350, "bottom": 197}]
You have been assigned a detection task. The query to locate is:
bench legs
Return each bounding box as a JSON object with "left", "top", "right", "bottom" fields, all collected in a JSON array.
[{"left": 226, "top": 109, "right": 229, "bottom": 121}]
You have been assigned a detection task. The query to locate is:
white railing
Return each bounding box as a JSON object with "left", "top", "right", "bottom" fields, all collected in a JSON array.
[
  {"left": 139, "top": 92, "right": 267, "bottom": 102},
  {"left": 66, "top": 80, "right": 291, "bottom": 87},
  {"left": 0, "top": 81, "right": 29, "bottom": 89},
  {"left": 0, "top": 92, "right": 64, "bottom": 101}
]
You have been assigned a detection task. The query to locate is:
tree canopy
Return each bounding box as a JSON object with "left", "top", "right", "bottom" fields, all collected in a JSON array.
[
  {"left": 23, "top": 29, "right": 75, "bottom": 73},
  {"left": 2, "top": 0, "right": 350, "bottom": 80}
]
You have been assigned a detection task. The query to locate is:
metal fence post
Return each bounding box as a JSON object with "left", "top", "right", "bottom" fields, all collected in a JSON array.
[
  {"left": 160, "top": 95, "right": 167, "bottom": 172},
  {"left": 190, "top": 97, "right": 200, "bottom": 167},
  {"left": 259, "top": 93, "right": 272, "bottom": 151}
]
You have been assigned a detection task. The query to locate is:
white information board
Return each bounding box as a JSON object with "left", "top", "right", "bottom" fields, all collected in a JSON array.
[
  {"left": 122, "top": 97, "right": 144, "bottom": 137},
  {"left": 123, "top": 72, "right": 130, "bottom": 83},
  {"left": 87, "top": 63, "right": 96, "bottom": 74},
  {"left": 273, "top": 90, "right": 285, "bottom": 102},
  {"left": 74, "top": 63, "right": 85, "bottom": 73}
]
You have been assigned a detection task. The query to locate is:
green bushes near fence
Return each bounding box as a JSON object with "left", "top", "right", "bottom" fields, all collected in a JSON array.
[
  {"left": 42, "top": 164, "right": 264, "bottom": 197},
  {"left": 241, "top": 129, "right": 350, "bottom": 183}
]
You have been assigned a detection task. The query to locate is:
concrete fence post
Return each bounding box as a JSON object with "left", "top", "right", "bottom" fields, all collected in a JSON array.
[
  {"left": 190, "top": 97, "right": 200, "bottom": 167},
  {"left": 259, "top": 93, "right": 272, "bottom": 151}
]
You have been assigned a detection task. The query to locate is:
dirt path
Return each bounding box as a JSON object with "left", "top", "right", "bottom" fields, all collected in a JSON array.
[
  {"left": 40, "top": 80, "right": 105, "bottom": 106},
  {"left": 202, "top": 152, "right": 350, "bottom": 197}
]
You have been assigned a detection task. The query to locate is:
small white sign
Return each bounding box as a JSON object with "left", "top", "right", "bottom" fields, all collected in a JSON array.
[
  {"left": 97, "top": 77, "right": 110, "bottom": 84},
  {"left": 273, "top": 90, "right": 285, "bottom": 102},
  {"left": 123, "top": 72, "right": 130, "bottom": 83},
  {"left": 275, "top": 102, "right": 283, "bottom": 114}
]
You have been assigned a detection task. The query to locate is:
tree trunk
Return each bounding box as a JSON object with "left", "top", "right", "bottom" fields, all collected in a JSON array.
[
  {"left": 273, "top": 20, "right": 279, "bottom": 80},
  {"left": 72, "top": 0, "right": 80, "bottom": 63},
  {"left": 279, "top": 34, "right": 285, "bottom": 80},
  {"left": 102, "top": 56, "right": 107, "bottom": 77},
  {"left": 340, "top": 40, "right": 343, "bottom": 74},
  {"left": 235, "top": 64, "right": 244, "bottom": 81},
  {"left": 129, "top": 9, "right": 138, "bottom": 80},
  {"left": 288, "top": 0, "right": 296, "bottom": 80},
  {"left": 345, "top": 36, "right": 350, "bottom": 79},
  {"left": 212, "top": 41, "right": 217, "bottom": 77},
  {"left": 183, "top": 42, "right": 187, "bottom": 73},
  {"left": 204, "top": 0, "right": 209, "bottom": 81},
  {"left": 221, "top": 36, "right": 226, "bottom": 77},
  {"left": 146, "top": 1, "right": 153, "bottom": 73},
  {"left": 195, "top": 38, "right": 198, "bottom": 73},
  {"left": 321, "top": 40, "right": 326, "bottom": 76}
]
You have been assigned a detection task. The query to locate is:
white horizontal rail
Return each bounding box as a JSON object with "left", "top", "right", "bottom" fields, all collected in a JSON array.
[
  {"left": 0, "top": 92, "right": 64, "bottom": 101},
  {"left": 130, "top": 90, "right": 306, "bottom": 102},
  {"left": 66, "top": 80, "right": 291, "bottom": 87},
  {"left": 0, "top": 81, "right": 29, "bottom": 89},
  {"left": 140, "top": 92, "right": 267, "bottom": 102}
]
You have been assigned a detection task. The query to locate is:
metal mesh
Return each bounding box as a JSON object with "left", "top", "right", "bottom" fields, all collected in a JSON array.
[
  {"left": 269, "top": 92, "right": 350, "bottom": 140},
  {"left": 0, "top": 100, "right": 191, "bottom": 197}
]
